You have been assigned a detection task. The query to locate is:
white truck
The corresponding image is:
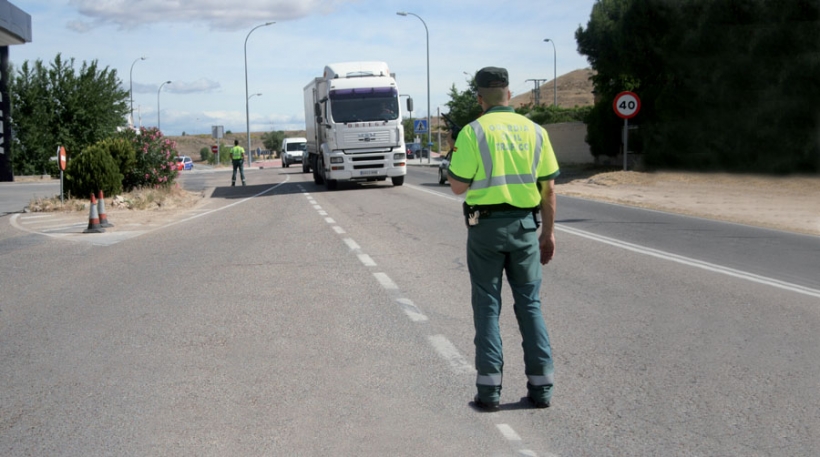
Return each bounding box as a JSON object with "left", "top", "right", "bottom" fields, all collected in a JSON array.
[{"left": 303, "top": 61, "right": 410, "bottom": 188}]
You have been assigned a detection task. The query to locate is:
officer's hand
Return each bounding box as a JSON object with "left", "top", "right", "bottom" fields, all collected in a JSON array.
[{"left": 539, "top": 231, "right": 555, "bottom": 265}]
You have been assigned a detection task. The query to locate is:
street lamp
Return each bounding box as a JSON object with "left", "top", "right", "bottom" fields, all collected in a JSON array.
[
  {"left": 157, "top": 80, "right": 171, "bottom": 131},
  {"left": 397, "top": 11, "right": 430, "bottom": 163},
  {"left": 245, "top": 21, "right": 274, "bottom": 167},
  {"left": 543, "top": 38, "right": 557, "bottom": 106},
  {"left": 129, "top": 56, "right": 146, "bottom": 127}
]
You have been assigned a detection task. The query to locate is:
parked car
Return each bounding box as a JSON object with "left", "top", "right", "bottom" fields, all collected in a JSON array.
[
  {"left": 406, "top": 142, "right": 428, "bottom": 159},
  {"left": 175, "top": 155, "right": 193, "bottom": 171},
  {"left": 438, "top": 150, "right": 452, "bottom": 184}
]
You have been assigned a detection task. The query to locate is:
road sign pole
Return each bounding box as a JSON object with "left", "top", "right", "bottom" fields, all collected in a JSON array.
[
  {"left": 613, "top": 91, "right": 641, "bottom": 172},
  {"left": 57, "top": 146, "right": 67, "bottom": 205},
  {"left": 623, "top": 119, "right": 629, "bottom": 171}
]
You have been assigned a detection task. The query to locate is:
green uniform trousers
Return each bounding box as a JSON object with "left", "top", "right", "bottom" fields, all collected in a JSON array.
[
  {"left": 231, "top": 159, "right": 246, "bottom": 185},
  {"left": 467, "top": 210, "right": 554, "bottom": 404}
]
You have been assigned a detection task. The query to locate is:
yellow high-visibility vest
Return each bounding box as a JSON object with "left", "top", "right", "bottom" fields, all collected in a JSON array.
[{"left": 449, "top": 106, "right": 560, "bottom": 207}]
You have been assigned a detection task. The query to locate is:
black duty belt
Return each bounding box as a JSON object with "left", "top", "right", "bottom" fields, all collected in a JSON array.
[
  {"left": 463, "top": 202, "right": 541, "bottom": 227},
  {"left": 471, "top": 203, "right": 538, "bottom": 215}
]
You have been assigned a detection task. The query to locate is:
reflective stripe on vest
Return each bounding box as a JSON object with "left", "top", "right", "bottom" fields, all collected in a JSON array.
[
  {"left": 467, "top": 120, "right": 545, "bottom": 190},
  {"left": 476, "top": 373, "right": 503, "bottom": 386}
]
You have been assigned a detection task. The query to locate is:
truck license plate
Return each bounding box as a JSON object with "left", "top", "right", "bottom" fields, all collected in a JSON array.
[{"left": 360, "top": 170, "right": 379, "bottom": 176}]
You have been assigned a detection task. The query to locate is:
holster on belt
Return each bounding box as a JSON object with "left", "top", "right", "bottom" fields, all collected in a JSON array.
[{"left": 463, "top": 202, "right": 480, "bottom": 227}]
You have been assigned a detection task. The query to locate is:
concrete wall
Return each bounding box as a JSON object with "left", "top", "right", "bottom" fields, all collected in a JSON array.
[{"left": 543, "top": 122, "right": 593, "bottom": 165}]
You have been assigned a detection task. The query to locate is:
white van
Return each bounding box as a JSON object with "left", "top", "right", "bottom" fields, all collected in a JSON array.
[{"left": 281, "top": 137, "right": 307, "bottom": 168}]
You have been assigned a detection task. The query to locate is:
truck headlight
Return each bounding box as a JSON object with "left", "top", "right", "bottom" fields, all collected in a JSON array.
[
  {"left": 330, "top": 157, "right": 344, "bottom": 164},
  {"left": 394, "top": 153, "right": 405, "bottom": 160}
]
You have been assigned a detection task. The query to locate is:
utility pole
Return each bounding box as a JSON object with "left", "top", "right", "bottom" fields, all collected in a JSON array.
[{"left": 525, "top": 79, "right": 549, "bottom": 106}]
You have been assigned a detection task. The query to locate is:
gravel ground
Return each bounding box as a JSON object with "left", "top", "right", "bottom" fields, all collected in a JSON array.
[{"left": 555, "top": 169, "right": 820, "bottom": 236}]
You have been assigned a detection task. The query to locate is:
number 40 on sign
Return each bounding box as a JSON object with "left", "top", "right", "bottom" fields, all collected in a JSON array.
[{"left": 612, "top": 91, "right": 641, "bottom": 171}]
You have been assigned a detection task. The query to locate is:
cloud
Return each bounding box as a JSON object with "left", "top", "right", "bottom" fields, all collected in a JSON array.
[
  {"left": 66, "top": 20, "right": 93, "bottom": 33},
  {"left": 167, "top": 79, "right": 222, "bottom": 94},
  {"left": 68, "top": 0, "right": 356, "bottom": 31},
  {"left": 132, "top": 79, "right": 221, "bottom": 95}
]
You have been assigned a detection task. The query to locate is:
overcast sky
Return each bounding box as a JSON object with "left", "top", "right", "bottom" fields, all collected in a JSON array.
[{"left": 10, "top": 0, "right": 598, "bottom": 136}]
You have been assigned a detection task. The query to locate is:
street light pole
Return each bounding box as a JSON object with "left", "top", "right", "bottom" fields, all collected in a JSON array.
[
  {"left": 157, "top": 80, "right": 171, "bottom": 131},
  {"left": 248, "top": 93, "right": 262, "bottom": 160},
  {"left": 129, "top": 56, "right": 146, "bottom": 127},
  {"left": 543, "top": 38, "right": 557, "bottom": 106},
  {"left": 245, "top": 21, "right": 274, "bottom": 168},
  {"left": 397, "top": 11, "right": 430, "bottom": 163}
]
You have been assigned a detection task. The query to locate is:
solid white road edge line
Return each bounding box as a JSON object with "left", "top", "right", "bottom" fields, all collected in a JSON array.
[{"left": 557, "top": 224, "right": 820, "bottom": 300}]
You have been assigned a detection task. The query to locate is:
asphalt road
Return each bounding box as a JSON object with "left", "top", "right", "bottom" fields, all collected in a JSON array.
[
  {"left": 0, "top": 180, "right": 62, "bottom": 215},
  {"left": 1, "top": 166, "right": 818, "bottom": 456}
]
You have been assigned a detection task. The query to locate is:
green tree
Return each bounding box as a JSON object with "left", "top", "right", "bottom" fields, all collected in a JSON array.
[
  {"left": 517, "top": 104, "right": 593, "bottom": 125},
  {"left": 10, "top": 54, "right": 129, "bottom": 176},
  {"left": 576, "top": 0, "right": 820, "bottom": 173},
  {"left": 65, "top": 143, "right": 123, "bottom": 199},
  {"left": 402, "top": 118, "right": 415, "bottom": 143},
  {"left": 100, "top": 137, "right": 136, "bottom": 180},
  {"left": 444, "top": 80, "right": 483, "bottom": 128},
  {"left": 442, "top": 77, "right": 591, "bottom": 142},
  {"left": 262, "top": 130, "right": 286, "bottom": 154},
  {"left": 199, "top": 146, "right": 211, "bottom": 162}
]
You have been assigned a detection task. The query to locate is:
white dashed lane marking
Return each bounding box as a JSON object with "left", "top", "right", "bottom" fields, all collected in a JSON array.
[
  {"left": 373, "top": 272, "right": 398, "bottom": 290},
  {"left": 427, "top": 335, "right": 473, "bottom": 375},
  {"left": 357, "top": 253, "right": 376, "bottom": 267},
  {"left": 496, "top": 424, "right": 521, "bottom": 441},
  {"left": 396, "top": 298, "right": 428, "bottom": 322}
]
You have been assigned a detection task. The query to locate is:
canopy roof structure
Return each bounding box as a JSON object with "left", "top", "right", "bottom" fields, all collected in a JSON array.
[{"left": 0, "top": 0, "right": 31, "bottom": 47}]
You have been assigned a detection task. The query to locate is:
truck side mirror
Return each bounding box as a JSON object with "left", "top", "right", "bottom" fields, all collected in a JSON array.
[
  {"left": 406, "top": 97, "right": 414, "bottom": 112},
  {"left": 314, "top": 102, "right": 321, "bottom": 117}
]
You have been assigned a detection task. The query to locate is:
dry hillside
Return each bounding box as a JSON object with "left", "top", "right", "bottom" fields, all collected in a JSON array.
[{"left": 511, "top": 68, "right": 596, "bottom": 109}]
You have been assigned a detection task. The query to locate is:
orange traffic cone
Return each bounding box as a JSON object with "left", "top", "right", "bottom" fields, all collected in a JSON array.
[
  {"left": 97, "top": 190, "right": 113, "bottom": 228},
  {"left": 83, "top": 193, "right": 105, "bottom": 233}
]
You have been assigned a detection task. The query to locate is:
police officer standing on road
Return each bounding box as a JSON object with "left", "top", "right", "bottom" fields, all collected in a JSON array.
[
  {"left": 230, "top": 139, "right": 246, "bottom": 187},
  {"left": 447, "top": 67, "right": 560, "bottom": 412}
]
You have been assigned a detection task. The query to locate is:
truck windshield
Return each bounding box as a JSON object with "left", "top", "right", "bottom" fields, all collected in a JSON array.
[
  {"left": 329, "top": 87, "right": 399, "bottom": 123},
  {"left": 286, "top": 143, "right": 306, "bottom": 151}
]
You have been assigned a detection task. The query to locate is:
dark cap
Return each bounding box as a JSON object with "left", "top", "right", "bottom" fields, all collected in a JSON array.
[{"left": 475, "top": 67, "right": 509, "bottom": 88}]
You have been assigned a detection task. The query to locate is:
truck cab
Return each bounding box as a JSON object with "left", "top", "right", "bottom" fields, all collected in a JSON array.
[{"left": 304, "top": 62, "right": 410, "bottom": 189}]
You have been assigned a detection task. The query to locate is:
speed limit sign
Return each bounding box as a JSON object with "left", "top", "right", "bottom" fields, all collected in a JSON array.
[{"left": 613, "top": 91, "right": 641, "bottom": 119}]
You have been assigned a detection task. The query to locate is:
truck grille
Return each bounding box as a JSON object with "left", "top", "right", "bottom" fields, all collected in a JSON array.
[
  {"left": 350, "top": 153, "right": 387, "bottom": 170},
  {"left": 344, "top": 131, "right": 392, "bottom": 144}
]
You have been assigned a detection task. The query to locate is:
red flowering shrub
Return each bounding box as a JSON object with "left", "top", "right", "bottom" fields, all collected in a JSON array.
[{"left": 116, "top": 127, "right": 179, "bottom": 191}]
